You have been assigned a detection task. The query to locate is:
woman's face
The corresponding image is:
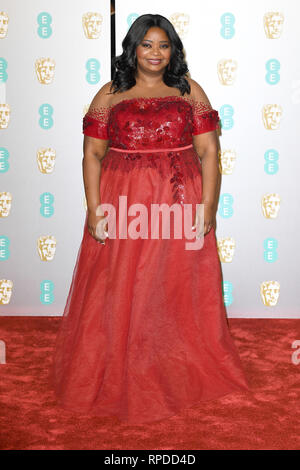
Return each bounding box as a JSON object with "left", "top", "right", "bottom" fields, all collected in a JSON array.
[{"left": 136, "top": 26, "right": 171, "bottom": 73}]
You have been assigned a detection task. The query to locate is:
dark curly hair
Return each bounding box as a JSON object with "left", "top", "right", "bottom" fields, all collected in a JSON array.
[{"left": 110, "top": 13, "right": 191, "bottom": 96}]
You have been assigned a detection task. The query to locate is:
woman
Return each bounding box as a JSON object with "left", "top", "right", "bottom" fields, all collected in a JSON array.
[{"left": 50, "top": 13, "right": 250, "bottom": 425}]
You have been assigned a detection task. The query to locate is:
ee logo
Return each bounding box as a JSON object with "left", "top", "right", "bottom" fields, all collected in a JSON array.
[
  {"left": 0, "top": 236, "right": 10, "bottom": 261},
  {"left": 40, "top": 280, "right": 54, "bottom": 304},
  {"left": 265, "top": 59, "right": 280, "bottom": 85},
  {"left": 127, "top": 13, "right": 139, "bottom": 28},
  {"left": 39, "top": 104, "right": 53, "bottom": 129},
  {"left": 263, "top": 238, "right": 278, "bottom": 263},
  {"left": 223, "top": 281, "right": 233, "bottom": 306},
  {"left": 37, "top": 12, "right": 52, "bottom": 38},
  {"left": 264, "top": 149, "right": 279, "bottom": 174},
  {"left": 219, "top": 105, "right": 234, "bottom": 130},
  {"left": 0, "top": 148, "right": 9, "bottom": 173},
  {"left": 220, "top": 13, "right": 235, "bottom": 39},
  {"left": 86, "top": 59, "right": 100, "bottom": 84},
  {"left": 218, "top": 193, "right": 234, "bottom": 218},
  {"left": 40, "top": 192, "right": 54, "bottom": 217},
  {"left": 0, "top": 58, "right": 8, "bottom": 83}
]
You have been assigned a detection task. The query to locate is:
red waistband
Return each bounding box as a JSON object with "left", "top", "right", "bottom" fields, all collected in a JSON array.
[{"left": 109, "top": 143, "right": 193, "bottom": 153}]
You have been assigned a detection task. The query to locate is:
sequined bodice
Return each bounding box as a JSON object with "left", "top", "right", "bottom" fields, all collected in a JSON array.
[
  {"left": 83, "top": 95, "right": 220, "bottom": 150},
  {"left": 82, "top": 95, "right": 220, "bottom": 206}
]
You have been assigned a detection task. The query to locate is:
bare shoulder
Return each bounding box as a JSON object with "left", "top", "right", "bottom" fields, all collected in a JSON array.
[
  {"left": 185, "top": 77, "right": 212, "bottom": 106},
  {"left": 89, "top": 80, "right": 115, "bottom": 109}
]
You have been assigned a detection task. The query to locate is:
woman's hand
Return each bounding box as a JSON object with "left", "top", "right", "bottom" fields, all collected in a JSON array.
[
  {"left": 192, "top": 201, "right": 216, "bottom": 238},
  {"left": 87, "top": 208, "right": 108, "bottom": 244}
]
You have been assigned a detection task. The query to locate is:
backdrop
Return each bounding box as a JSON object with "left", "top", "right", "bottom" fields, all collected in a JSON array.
[{"left": 1, "top": 0, "right": 299, "bottom": 318}]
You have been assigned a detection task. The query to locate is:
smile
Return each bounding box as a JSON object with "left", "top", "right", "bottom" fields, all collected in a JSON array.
[{"left": 148, "top": 59, "right": 162, "bottom": 64}]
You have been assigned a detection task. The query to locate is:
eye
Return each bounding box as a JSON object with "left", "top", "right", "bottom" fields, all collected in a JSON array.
[{"left": 142, "top": 43, "right": 151, "bottom": 47}]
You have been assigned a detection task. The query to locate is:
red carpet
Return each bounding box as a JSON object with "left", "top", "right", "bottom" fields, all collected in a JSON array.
[{"left": 0, "top": 317, "right": 299, "bottom": 450}]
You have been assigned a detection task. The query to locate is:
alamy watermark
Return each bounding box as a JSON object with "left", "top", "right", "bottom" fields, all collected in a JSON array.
[{"left": 94, "top": 196, "right": 206, "bottom": 250}]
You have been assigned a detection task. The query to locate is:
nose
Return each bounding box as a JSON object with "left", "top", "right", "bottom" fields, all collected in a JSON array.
[{"left": 152, "top": 46, "right": 162, "bottom": 56}]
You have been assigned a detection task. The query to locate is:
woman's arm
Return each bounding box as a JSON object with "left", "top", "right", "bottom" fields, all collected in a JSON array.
[
  {"left": 82, "top": 81, "right": 112, "bottom": 241},
  {"left": 82, "top": 81, "right": 112, "bottom": 212},
  {"left": 194, "top": 130, "right": 221, "bottom": 214},
  {"left": 187, "top": 78, "right": 221, "bottom": 233},
  {"left": 82, "top": 136, "right": 108, "bottom": 213}
]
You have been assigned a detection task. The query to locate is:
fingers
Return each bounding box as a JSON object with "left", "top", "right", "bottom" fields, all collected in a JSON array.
[
  {"left": 95, "top": 217, "right": 109, "bottom": 244},
  {"left": 88, "top": 224, "right": 108, "bottom": 244},
  {"left": 192, "top": 211, "right": 207, "bottom": 238},
  {"left": 192, "top": 219, "right": 213, "bottom": 237}
]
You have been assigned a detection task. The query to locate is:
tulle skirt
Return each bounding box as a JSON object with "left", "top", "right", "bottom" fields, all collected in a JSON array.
[{"left": 49, "top": 146, "right": 250, "bottom": 424}]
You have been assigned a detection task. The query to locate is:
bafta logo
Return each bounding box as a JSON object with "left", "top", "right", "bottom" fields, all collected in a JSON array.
[
  {"left": 37, "top": 148, "right": 56, "bottom": 174},
  {"left": 261, "top": 193, "right": 280, "bottom": 219},
  {"left": 217, "top": 237, "right": 235, "bottom": 263},
  {"left": 219, "top": 150, "right": 236, "bottom": 175},
  {"left": 0, "top": 11, "right": 9, "bottom": 39},
  {"left": 262, "top": 104, "right": 282, "bottom": 130},
  {"left": 0, "top": 191, "right": 12, "bottom": 217},
  {"left": 82, "top": 12, "right": 103, "bottom": 39},
  {"left": 0, "top": 279, "right": 13, "bottom": 305},
  {"left": 260, "top": 280, "right": 280, "bottom": 306},
  {"left": 35, "top": 58, "right": 55, "bottom": 84},
  {"left": 263, "top": 12, "right": 284, "bottom": 39},
  {"left": 169, "top": 13, "right": 190, "bottom": 38},
  {"left": 0, "top": 103, "right": 10, "bottom": 129},
  {"left": 217, "top": 59, "right": 238, "bottom": 86},
  {"left": 37, "top": 236, "right": 57, "bottom": 261}
]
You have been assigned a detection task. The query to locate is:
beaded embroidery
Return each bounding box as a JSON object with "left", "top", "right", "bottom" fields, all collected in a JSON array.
[
  {"left": 83, "top": 95, "right": 219, "bottom": 143},
  {"left": 83, "top": 96, "right": 218, "bottom": 204},
  {"left": 83, "top": 107, "right": 111, "bottom": 140},
  {"left": 101, "top": 147, "right": 201, "bottom": 205}
]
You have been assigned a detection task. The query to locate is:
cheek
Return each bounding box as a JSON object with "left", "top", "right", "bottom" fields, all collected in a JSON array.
[{"left": 136, "top": 46, "right": 146, "bottom": 58}]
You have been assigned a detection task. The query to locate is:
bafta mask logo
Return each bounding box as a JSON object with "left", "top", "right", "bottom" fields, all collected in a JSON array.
[
  {"left": 0, "top": 191, "right": 12, "bottom": 217},
  {"left": 219, "top": 149, "right": 236, "bottom": 175},
  {"left": 169, "top": 13, "right": 190, "bottom": 38},
  {"left": 217, "top": 59, "right": 238, "bottom": 85},
  {"left": 0, "top": 279, "right": 13, "bottom": 305},
  {"left": 37, "top": 148, "right": 56, "bottom": 174},
  {"left": 217, "top": 237, "right": 235, "bottom": 263},
  {"left": 260, "top": 280, "right": 280, "bottom": 306},
  {"left": 261, "top": 193, "right": 280, "bottom": 219},
  {"left": 263, "top": 12, "right": 284, "bottom": 39},
  {"left": 37, "top": 236, "right": 56, "bottom": 261},
  {"left": 262, "top": 104, "right": 282, "bottom": 130},
  {"left": 35, "top": 58, "right": 55, "bottom": 84},
  {"left": 82, "top": 12, "right": 103, "bottom": 39},
  {"left": 0, "top": 11, "right": 9, "bottom": 39},
  {"left": 0, "top": 103, "right": 10, "bottom": 129}
]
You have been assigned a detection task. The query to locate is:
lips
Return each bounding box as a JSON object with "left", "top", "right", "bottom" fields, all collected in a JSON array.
[{"left": 148, "top": 59, "right": 162, "bottom": 64}]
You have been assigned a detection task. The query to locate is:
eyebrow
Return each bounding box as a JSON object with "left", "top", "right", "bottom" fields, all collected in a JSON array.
[{"left": 142, "top": 39, "right": 169, "bottom": 43}]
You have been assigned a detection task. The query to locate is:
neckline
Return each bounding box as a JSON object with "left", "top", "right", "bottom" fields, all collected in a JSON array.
[{"left": 109, "top": 95, "right": 192, "bottom": 111}]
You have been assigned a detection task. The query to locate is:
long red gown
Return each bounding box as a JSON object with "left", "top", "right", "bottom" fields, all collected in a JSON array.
[{"left": 49, "top": 94, "right": 250, "bottom": 425}]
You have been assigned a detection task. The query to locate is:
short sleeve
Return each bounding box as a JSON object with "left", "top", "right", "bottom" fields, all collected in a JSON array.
[
  {"left": 187, "top": 78, "right": 220, "bottom": 136},
  {"left": 191, "top": 102, "right": 220, "bottom": 136},
  {"left": 82, "top": 82, "right": 113, "bottom": 140},
  {"left": 83, "top": 107, "right": 110, "bottom": 140}
]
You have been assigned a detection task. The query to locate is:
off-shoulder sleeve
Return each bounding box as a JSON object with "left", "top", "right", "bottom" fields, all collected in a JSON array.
[
  {"left": 191, "top": 100, "right": 220, "bottom": 136},
  {"left": 83, "top": 105, "right": 110, "bottom": 140},
  {"left": 83, "top": 83, "right": 113, "bottom": 139},
  {"left": 186, "top": 79, "right": 220, "bottom": 135}
]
